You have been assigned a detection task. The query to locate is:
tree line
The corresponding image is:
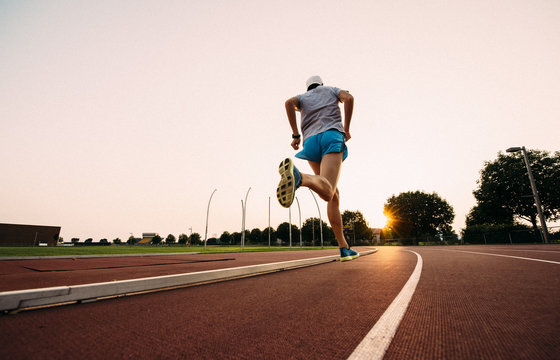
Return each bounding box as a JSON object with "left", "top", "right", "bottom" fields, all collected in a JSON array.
[{"left": 128, "top": 211, "right": 374, "bottom": 247}]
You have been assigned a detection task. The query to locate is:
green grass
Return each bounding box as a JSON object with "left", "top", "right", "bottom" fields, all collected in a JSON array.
[{"left": 0, "top": 245, "right": 337, "bottom": 257}]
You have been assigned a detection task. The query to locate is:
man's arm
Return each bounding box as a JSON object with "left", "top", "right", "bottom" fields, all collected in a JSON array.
[
  {"left": 338, "top": 90, "right": 354, "bottom": 141},
  {"left": 285, "top": 96, "right": 301, "bottom": 150}
]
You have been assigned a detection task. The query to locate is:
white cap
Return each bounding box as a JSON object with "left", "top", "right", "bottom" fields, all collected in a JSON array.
[{"left": 306, "top": 75, "right": 323, "bottom": 90}]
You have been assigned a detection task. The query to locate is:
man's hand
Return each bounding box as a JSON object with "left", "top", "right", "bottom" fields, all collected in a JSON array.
[
  {"left": 291, "top": 137, "right": 301, "bottom": 150},
  {"left": 285, "top": 96, "right": 301, "bottom": 151},
  {"left": 339, "top": 90, "right": 353, "bottom": 141}
]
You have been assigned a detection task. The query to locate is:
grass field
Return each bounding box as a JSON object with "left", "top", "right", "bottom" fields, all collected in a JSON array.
[{"left": 0, "top": 245, "right": 337, "bottom": 257}]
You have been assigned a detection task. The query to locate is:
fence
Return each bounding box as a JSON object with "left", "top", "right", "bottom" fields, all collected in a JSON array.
[
  {"left": 461, "top": 226, "right": 560, "bottom": 245},
  {"left": 381, "top": 226, "right": 560, "bottom": 246}
]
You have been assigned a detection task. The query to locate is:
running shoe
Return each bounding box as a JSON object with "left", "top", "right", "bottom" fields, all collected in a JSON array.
[
  {"left": 340, "top": 247, "right": 360, "bottom": 262},
  {"left": 276, "top": 158, "right": 301, "bottom": 208}
]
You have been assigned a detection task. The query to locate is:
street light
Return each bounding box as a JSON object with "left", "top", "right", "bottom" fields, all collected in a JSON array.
[
  {"left": 295, "top": 197, "right": 302, "bottom": 248},
  {"left": 506, "top": 146, "right": 549, "bottom": 243},
  {"left": 204, "top": 189, "right": 217, "bottom": 251},
  {"left": 268, "top": 197, "right": 271, "bottom": 247},
  {"left": 289, "top": 205, "right": 292, "bottom": 249},
  {"left": 309, "top": 189, "right": 323, "bottom": 248},
  {"left": 241, "top": 187, "right": 252, "bottom": 250}
]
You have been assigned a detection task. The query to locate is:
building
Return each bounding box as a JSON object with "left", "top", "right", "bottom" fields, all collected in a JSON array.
[
  {"left": 0, "top": 223, "right": 61, "bottom": 247},
  {"left": 138, "top": 232, "right": 159, "bottom": 245},
  {"left": 372, "top": 228, "right": 382, "bottom": 244}
]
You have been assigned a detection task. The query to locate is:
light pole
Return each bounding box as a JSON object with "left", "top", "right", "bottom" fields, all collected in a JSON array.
[
  {"left": 506, "top": 146, "right": 549, "bottom": 243},
  {"left": 241, "top": 187, "right": 251, "bottom": 250},
  {"left": 295, "top": 197, "right": 302, "bottom": 247},
  {"left": 312, "top": 217, "right": 315, "bottom": 246},
  {"left": 268, "top": 196, "right": 271, "bottom": 247},
  {"left": 289, "top": 205, "right": 292, "bottom": 248},
  {"left": 204, "top": 189, "right": 217, "bottom": 251},
  {"left": 309, "top": 189, "right": 323, "bottom": 248}
]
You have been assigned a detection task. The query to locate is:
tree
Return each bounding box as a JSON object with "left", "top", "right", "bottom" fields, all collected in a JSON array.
[
  {"left": 71, "top": 238, "right": 79, "bottom": 244},
  {"left": 239, "top": 230, "right": 250, "bottom": 245},
  {"left": 113, "top": 238, "right": 122, "bottom": 244},
  {"left": 84, "top": 238, "right": 93, "bottom": 244},
  {"left": 127, "top": 236, "right": 138, "bottom": 245},
  {"left": 384, "top": 191, "right": 455, "bottom": 243},
  {"left": 342, "top": 210, "right": 373, "bottom": 245},
  {"left": 220, "top": 231, "right": 232, "bottom": 245},
  {"left": 469, "top": 149, "right": 560, "bottom": 231},
  {"left": 276, "top": 222, "right": 299, "bottom": 246},
  {"left": 178, "top": 234, "right": 189, "bottom": 245},
  {"left": 189, "top": 233, "right": 201, "bottom": 245},
  {"left": 260, "top": 227, "right": 276, "bottom": 245},
  {"left": 152, "top": 235, "right": 162, "bottom": 245},
  {"left": 249, "top": 228, "right": 262, "bottom": 245},
  {"left": 465, "top": 201, "right": 513, "bottom": 227},
  {"left": 165, "top": 234, "right": 176, "bottom": 245},
  {"left": 301, "top": 217, "right": 331, "bottom": 246},
  {"left": 99, "top": 238, "right": 109, "bottom": 245},
  {"left": 231, "top": 232, "right": 241, "bottom": 245}
]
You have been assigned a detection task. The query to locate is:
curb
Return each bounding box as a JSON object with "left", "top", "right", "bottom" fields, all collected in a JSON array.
[{"left": 0, "top": 249, "right": 377, "bottom": 312}]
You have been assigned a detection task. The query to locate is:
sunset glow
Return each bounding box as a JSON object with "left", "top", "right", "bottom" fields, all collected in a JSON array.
[{"left": 1, "top": 1, "right": 559, "bottom": 241}]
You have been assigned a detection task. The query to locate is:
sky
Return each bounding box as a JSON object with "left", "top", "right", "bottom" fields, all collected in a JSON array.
[{"left": 1, "top": 0, "right": 559, "bottom": 241}]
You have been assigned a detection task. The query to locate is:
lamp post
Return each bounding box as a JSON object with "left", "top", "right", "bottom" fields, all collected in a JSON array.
[
  {"left": 289, "top": 205, "right": 292, "bottom": 249},
  {"left": 204, "top": 189, "right": 217, "bottom": 251},
  {"left": 309, "top": 189, "right": 323, "bottom": 248},
  {"left": 241, "top": 187, "right": 252, "bottom": 250},
  {"left": 506, "top": 146, "right": 549, "bottom": 243},
  {"left": 311, "top": 217, "right": 314, "bottom": 246},
  {"left": 295, "top": 197, "right": 302, "bottom": 248},
  {"left": 268, "top": 196, "right": 271, "bottom": 247}
]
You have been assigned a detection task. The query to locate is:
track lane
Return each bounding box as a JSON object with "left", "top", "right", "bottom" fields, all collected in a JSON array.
[
  {"left": 0, "top": 248, "right": 416, "bottom": 359},
  {"left": 445, "top": 245, "right": 560, "bottom": 263},
  {"left": 384, "top": 247, "right": 560, "bottom": 360},
  {"left": 0, "top": 249, "right": 356, "bottom": 291}
]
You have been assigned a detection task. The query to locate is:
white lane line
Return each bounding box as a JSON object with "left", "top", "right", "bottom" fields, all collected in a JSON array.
[
  {"left": 443, "top": 250, "right": 560, "bottom": 265},
  {"left": 348, "top": 250, "right": 422, "bottom": 360},
  {"left": 484, "top": 248, "right": 560, "bottom": 254}
]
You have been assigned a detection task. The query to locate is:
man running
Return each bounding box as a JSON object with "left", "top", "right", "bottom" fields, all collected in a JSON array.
[{"left": 277, "top": 75, "right": 359, "bottom": 262}]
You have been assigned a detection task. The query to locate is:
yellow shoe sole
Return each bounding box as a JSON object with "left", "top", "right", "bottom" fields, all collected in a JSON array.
[{"left": 276, "top": 158, "right": 296, "bottom": 208}]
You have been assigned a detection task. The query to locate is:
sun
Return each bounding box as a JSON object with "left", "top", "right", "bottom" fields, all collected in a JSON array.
[{"left": 382, "top": 211, "right": 394, "bottom": 229}]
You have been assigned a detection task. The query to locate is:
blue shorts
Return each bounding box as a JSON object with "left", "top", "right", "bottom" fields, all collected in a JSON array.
[{"left": 295, "top": 129, "right": 348, "bottom": 163}]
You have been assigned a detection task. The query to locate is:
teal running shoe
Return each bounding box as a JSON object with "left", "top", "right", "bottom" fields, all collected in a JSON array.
[
  {"left": 276, "top": 158, "right": 301, "bottom": 208},
  {"left": 340, "top": 247, "right": 359, "bottom": 262}
]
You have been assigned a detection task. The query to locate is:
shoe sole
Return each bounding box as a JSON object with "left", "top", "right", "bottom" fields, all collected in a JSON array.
[
  {"left": 340, "top": 253, "right": 360, "bottom": 262},
  {"left": 276, "top": 158, "right": 296, "bottom": 208}
]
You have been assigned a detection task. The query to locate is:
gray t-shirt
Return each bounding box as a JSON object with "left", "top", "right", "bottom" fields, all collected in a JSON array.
[{"left": 296, "top": 86, "right": 345, "bottom": 142}]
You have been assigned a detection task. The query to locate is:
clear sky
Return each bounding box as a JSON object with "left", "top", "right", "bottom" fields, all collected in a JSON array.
[{"left": 1, "top": 0, "right": 559, "bottom": 241}]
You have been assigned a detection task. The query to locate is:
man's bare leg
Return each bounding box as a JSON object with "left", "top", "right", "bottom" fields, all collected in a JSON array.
[{"left": 302, "top": 153, "right": 349, "bottom": 249}]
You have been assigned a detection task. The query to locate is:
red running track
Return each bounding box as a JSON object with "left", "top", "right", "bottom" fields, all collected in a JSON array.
[
  {"left": 1, "top": 245, "right": 559, "bottom": 359},
  {"left": 0, "top": 249, "right": 349, "bottom": 291}
]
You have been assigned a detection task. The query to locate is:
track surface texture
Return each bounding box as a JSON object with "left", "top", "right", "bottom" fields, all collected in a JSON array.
[
  {"left": 1, "top": 245, "right": 559, "bottom": 359},
  {"left": 0, "top": 249, "right": 345, "bottom": 291}
]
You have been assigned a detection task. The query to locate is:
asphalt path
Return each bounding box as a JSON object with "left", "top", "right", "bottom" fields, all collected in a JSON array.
[{"left": 1, "top": 245, "right": 559, "bottom": 359}]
